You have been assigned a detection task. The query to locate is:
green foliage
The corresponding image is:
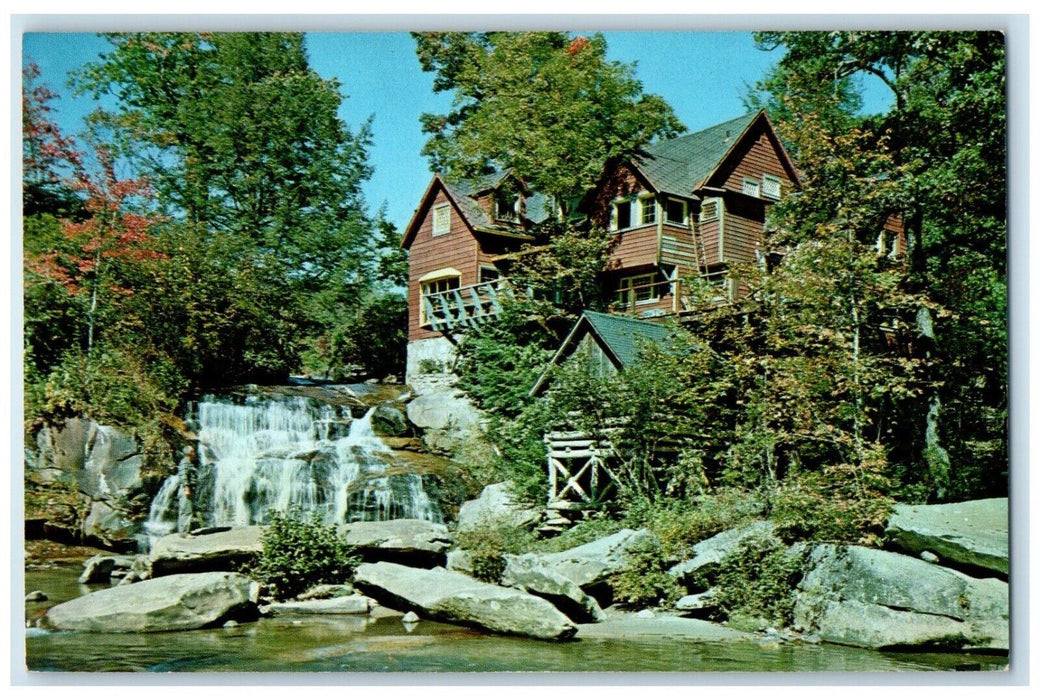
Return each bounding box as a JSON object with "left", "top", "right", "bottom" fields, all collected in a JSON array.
[
  {"left": 608, "top": 538, "right": 683, "bottom": 609},
  {"left": 255, "top": 508, "right": 359, "bottom": 600},
  {"left": 770, "top": 459, "right": 894, "bottom": 547},
  {"left": 414, "top": 31, "right": 683, "bottom": 204},
  {"left": 455, "top": 517, "right": 538, "bottom": 583},
  {"left": 706, "top": 534, "right": 804, "bottom": 629},
  {"left": 326, "top": 292, "right": 408, "bottom": 380}
]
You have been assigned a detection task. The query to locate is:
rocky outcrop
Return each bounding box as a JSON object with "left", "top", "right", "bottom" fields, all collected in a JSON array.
[
  {"left": 501, "top": 555, "right": 606, "bottom": 623},
  {"left": 405, "top": 387, "right": 484, "bottom": 454},
  {"left": 42, "top": 571, "right": 260, "bottom": 632},
  {"left": 885, "top": 498, "right": 1008, "bottom": 577},
  {"left": 353, "top": 561, "right": 577, "bottom": 640},
  {"left": 508, "top": 529, "right": 654, "bottom": 606},
  {"left": 338, "top": 519, "right": 451, "bottom": 567},
  {"left": 669, "top": 521, "right": 777, "bottom": 590},
  {"left": 457, "top": 482, "right": 540, "bottom": 531},
  {"left": 29, "top": 418, "right": 155, "bottom": 549},
  {"left": 369, "top": 403, "right": 411, "bottom": 438},
  {"left": 149, "top": 526, "right": 264, "bottom": 576},
  {"left": 793, "top": 544, "right": 1008, "bottom": 651}
]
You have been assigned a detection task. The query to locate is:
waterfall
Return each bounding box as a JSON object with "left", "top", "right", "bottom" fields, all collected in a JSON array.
[{"left": 144, "top": 393, "right": 440, "bottom": 538}]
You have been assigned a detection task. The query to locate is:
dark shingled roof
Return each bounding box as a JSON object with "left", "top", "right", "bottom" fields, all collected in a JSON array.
[
  {"left": 634, "top": 111, "right": 761, "bottom": 197},
  {"left": 443, "top": 171, "right": 552, "bottom": 231},
  {"left": 580, "top": 311, "right": 674, "bottom": 368}
]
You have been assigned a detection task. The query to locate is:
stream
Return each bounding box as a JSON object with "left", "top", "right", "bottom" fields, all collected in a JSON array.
[{"left": 24, "top": 563, "right": 1007, "bottom": 674}]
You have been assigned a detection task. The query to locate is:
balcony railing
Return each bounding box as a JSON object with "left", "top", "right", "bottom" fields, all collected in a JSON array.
[{"left": 421, "top": 278, "right": 510, "bottom": 332}]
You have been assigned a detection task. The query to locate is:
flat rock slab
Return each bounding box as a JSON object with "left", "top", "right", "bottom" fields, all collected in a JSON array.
[
  {"left": 264, "top": 596, "right": 372, "bottom": 616},
  {"left": 502, "top": 554, "right": 606, "bottom": 623},
  {"left": 886, "top": 498, "right": 1008, "bottom": 576},
  {"left": 339, "top": 519, "right": 451, "bottom": 567},
  {"left": 354, "top": 561, "right": 576, "bottom": 641},
  {"left": 576, "top": 613, "right": 752, "bottom": 642},
  {"left": 42, "top": 572, "right": 259, "bottom": 633},
  {"left": 457, "top": 482, "right": 540, "bottom": 531},
  {"left": 149, "top": 526, "right": 264, "bottom": 576},
  {"left": 522, "top": 529, "right": 654, "bottom": 592}
]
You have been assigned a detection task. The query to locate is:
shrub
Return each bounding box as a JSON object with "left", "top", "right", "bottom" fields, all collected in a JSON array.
[
  {"left": 608, "top": 538, "right": 683, "bottom": 609},
  {"left": 454, "top": 517, "right": 538, "bottom": 583},
  {"left": 255, "top": 508, "right": 359, "bottom": 600},
  {"left": 706, "top": 534, "right": 804, "bottom": 629}
]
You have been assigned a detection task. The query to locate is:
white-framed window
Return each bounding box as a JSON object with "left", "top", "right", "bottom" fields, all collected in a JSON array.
[
  {"left": 432, "top": 203, "right": 451, "bottom": 236},
  {"left": 615, "top": 273, "right": 661, "bottom": 306},
  {"left": 419, "top": 275, "right": 461, "bottom": 325},
  {"left": 762, "top": 174, "right": 782, "bottom": 200},
  {"left": 700, "top": 197, "right": 722, "bottom": 222},
  {"left": 665, "top": 198, "right": 688, "bottom": 225},
  {"left": 611, "top": 199, "right": 632, "bottom": 231},
  {"left": 742, "top": 178, "right": 761, "bottom": 198},
  {"left": 639, "top": 195, "right": 657, "bottom": 225}
]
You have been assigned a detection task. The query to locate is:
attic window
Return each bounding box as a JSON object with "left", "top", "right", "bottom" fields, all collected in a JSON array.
[
  {"left": 700, "top": 198, "right": 721, "bottom": 223},
  {"left": 742, "top": 178, "right": 761, "bottom": 198},
  {"left": 665, "top": 198, "right": 688, "bottom": 225},
  {"left": 612, "top": 195, "right": 655, "bottom": 231},
  {"left": 762, "top": 174, "right": 782, "bottom": 200},
  {"left": 494, "top": 190, "right": 520, "bottom": 223},
  {"left": 432, "top": 203, "right": 451, "bottom": 236}
]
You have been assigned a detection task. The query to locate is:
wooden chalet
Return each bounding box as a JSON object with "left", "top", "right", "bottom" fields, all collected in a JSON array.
[{"left": 402, "top": 111, "right": 800, "bottom": 360}]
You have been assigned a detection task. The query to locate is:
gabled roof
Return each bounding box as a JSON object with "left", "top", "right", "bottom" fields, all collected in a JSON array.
[
  {"left": 400, "top": 170, "right": 550, "bottom": 250},
  {"left": 630, "top": 110, "right": 799, "bottom": 199},
  {"left": 529, "top": 310, "right": 675, "bottom": 396}
]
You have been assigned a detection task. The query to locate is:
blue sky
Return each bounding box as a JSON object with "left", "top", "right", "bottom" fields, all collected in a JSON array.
[{"left": 22, "top": 31, "right": 891, "bottom": 232}]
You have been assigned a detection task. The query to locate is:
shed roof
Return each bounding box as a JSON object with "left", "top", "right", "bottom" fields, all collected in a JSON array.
[{"left": 529, "top": 310, "right": 675, "bottom": 396}]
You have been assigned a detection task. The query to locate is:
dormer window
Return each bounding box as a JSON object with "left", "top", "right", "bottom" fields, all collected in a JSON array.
[
  {"left": 762, "top": 174, "right": 781, "bottom": 200},
  {"left": 612, "top": 200, "right": 632, "bottom": 231},
  {"left": 432, "top": 203, "right": 451, "bottom": 236},
  {"left": 494, "top": 189, "right": 520, "bottom": 223},
  {"left": 742, "top": 178, "right": 761, "bottom": 198}
]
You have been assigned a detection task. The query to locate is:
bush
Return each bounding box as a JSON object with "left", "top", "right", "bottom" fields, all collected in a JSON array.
[
  {"left": 454, "top": 517, "right": 538, "bottom": 583},
  {"left": 608, "top": 538, "right": 683, "bottom": 609},
  {"left": 706, "top": 534, "right": 804, "bottom": 629},
  {"left": 255, "top": 509, "right": 359, "bottom": 600}
]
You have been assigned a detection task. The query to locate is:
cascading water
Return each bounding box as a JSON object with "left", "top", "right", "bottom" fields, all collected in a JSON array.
[{"left": 143, "top": 392, "right": 440, "bottom": 543}]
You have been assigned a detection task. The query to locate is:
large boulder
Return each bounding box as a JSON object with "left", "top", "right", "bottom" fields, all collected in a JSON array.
[
  {"left": 457, "top": 482, "right": 540, "bottom": 531},
  {"left": 338, "top": 519, "right": 451, "bottom": 567},
  {"left": 501, "top": 555, "right": 606, "bottom": 623},
  {"left": 885, "top": 498, "right": 1008, "bottom": 577},
  {"left": 353, "top": 561, "right": 577, "bottom": 641},
  {"left": 79, "top": 554, "right": 138, "bottom": 584},
  {"left": 511, "top": 529, "right": 654, "bottom": 605},
  {"left": 42, "top": 572, "right": 259, "bottom": 632},
  {"left": 149, "top": 527, "right": 264, "bottom": 576},
  {"left": 793, "top": 544, "right": 1008, "bottom": 651},
  {"left": 405, "top": 388, "right": 484, "bottom": 454},
  {"left": 668, "top": 521, "right": 777, "bottom": 590},
  {"left": 369, "top": 403, "right": 411, "bottom": 438}
]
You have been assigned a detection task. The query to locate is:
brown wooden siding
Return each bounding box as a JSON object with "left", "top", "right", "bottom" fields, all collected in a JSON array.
[
  {"left": 697, "top": 216, "right": 722, "bottom": 267},
  {"left": 587, "top": 163, "right": 653, "bottom": 230},
  {"left": 715, "top": 122, "right": 797, "bottom": 197},
  {"left": 407, "top": 188, "right": 482, "bottom": 341},
  {"left": 609, "top": 225, "right": 659, "bottom": 269},
  {"left": 721, "top": 196, "right": 766, "bottom": 265}
]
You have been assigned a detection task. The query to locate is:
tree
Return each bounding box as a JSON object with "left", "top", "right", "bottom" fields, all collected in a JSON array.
[
  {"left": 750, "top": 31, "right": 1007, "bottom": 501},
  {"left": 72, "top": 32, "right": 387, "bottom": 381},
  {"left": 22, "top": 61, "right": 85, "bottom": 218},
  {"left": 414, "top": 32, "right": 684, "bottom": 208}
]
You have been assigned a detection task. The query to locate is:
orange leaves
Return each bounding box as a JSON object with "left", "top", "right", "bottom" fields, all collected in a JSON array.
[{"left": 565, "top": 36, "right": 590, "bottom": 56}]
